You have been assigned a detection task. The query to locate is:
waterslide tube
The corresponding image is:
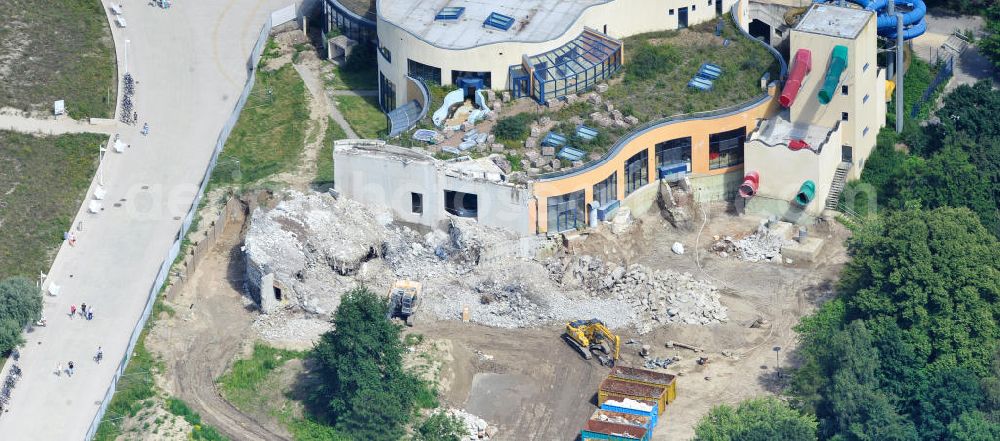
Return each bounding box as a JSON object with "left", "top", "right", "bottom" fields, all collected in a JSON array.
[
  {"left": 739, "top": 171, "right": 760, "bottom": 198},
  {"left": 812, "top": 0, "right": 926, "bottom": 40},
  {"left": 780, "top": 49, "right": 812, "bottom": 108},
  {"left": 818, "top": 45, "right": 848, "bottom": 105},
  {"left": 795, "top": 180, "right": 816, "bottom": 206},
  {"left": 432, "top": 89, "right": 466, "bottom": 127}
]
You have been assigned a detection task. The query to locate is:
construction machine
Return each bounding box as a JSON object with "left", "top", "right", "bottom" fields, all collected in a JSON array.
[
  {"left": 564, "top": 318, "right": 621, "bottom": 367},
  {"left": 386, "top": 280, "right": 421, "bottom": 326}
]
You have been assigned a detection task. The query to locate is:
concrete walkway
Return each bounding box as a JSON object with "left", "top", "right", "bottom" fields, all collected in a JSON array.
[
  {"left": 293, "top": 62, "right": 359, "bottom": 138},
  {"left": 0, "top": 1, "right": 292, "bottom": 439},
  {"left": 912, "top": 11, "right": 998, "bottom": 91},
  {"left": 331, "top": 89, "right": 378, "bottom": 97},
  {"left": 0, "top": 113, "right": 120, "bottom": 136}
]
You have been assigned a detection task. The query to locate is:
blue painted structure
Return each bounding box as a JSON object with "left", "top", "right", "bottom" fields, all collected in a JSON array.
[{"left": 813, "top": 0, "right": 926, "bottom": 40}]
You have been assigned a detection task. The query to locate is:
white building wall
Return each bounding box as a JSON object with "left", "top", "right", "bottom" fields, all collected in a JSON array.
[
  {"left": 744, "top": 124, "right": 842, "bottom": 216},
  {"left": 377, "top": 0, "right": 735, "bottom": 108},
  {"left": 334, "top": 149, "right": 534, "bottom": 235}
]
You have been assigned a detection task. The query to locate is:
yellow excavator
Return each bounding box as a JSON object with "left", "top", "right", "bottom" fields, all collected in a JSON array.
[{"left": 564, "top": 318, "right": 621, "bottom": 367}]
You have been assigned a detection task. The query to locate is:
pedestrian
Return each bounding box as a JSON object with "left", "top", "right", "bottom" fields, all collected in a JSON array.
[
  {"left": 70, "top": 304, "right": 77, "bottom": 318},
  {"left": 81, "top": 302, "right": 87, "bottom": 316},
  {"left": 95, "top": 346, "right": 103, "bottom": 363},
  {"left": 68, "top": 232, "right": 77, "bottom": 246},
  {"left": 67, "top": 361, "right": 75, "bottom": 377},
  {"left": 55, "top": 362, "right": 62, "bottom": 376},
  {"left": 87, "top": 310, "right": 94, "bottom": 321}
]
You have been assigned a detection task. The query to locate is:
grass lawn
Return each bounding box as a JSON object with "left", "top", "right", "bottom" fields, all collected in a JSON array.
[
  {"left": 0, "top": 0, "right": 116, "bottom": 118},
  {"left": 326, "top": 63, "right": 378, "bottom": 91},
  {"left": 211, "top": 63, "right": 309, "bottom": 187},
  {"left": 314, "top": 118, "right": 347, "bottom": 187},
  {"left": 93, "top": 324, "right": 161, "bottom": 441},
  {"left": 217, "top": 343, "right": 306, "bottom": 412},
  {"left": 0, "top": 131, "right": 103, "bottom": 279},
  {"left": 603, "top": 15, "right": 778, "bottom": 122},
  {"left": 335, "top": 95, "right": 386, "bottom": 139}
]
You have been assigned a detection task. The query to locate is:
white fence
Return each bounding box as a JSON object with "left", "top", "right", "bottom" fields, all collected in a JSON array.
[{"left": 84, "top": 6, "right": 292, "bottom": 439}]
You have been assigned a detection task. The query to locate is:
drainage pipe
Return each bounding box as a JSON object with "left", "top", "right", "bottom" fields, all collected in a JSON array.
[
  {"left": 795, "top": 180, "right": 816, "bottom": 206},
  {"left": 739, "top": 172, "right": 760, "bottom": 198}
]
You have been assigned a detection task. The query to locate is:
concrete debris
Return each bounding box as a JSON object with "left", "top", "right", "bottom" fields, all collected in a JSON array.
[
  {"left": 711, "top": 224, "right": 791, "bottom": 262},
  {"left": 671, "top": 242, "right": 684, "bottom": 255},
  {"left": 643, "top": 356, "right": 675, "bottom": 370},
  {"left": 445, "top": 408, "right": 495, "bottom": 441}
]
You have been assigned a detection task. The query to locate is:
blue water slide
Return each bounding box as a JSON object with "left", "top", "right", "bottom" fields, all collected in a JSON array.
[{"left": 813, "top": 0, "right": 926, "bottom": 40}]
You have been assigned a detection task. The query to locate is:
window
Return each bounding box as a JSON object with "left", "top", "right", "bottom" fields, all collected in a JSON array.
[
  {"left": 669, "top": 9, "right": 674, "bottom": 15},
  {"left": 655, "top": 137, "right": 692, "bottom": 172},
  {"left": 692, "top": 5, "right": 697, "bottom": 11},
  {"left": 451, "top": 70, "right": 492, "bottom": 88},
  {"left": 411, "top": 193, "right": 423, "bottom": 214},
  {"left": 863, "top": 62, "right": 870, "bottom": 72},
  {"left": 378, "top": 44, "right": 391, "bottom": 63},
  {"left": 776, "top": 29, "right": 784, "bottom": 36},
  {"left": 593, "top": 173, "right": 618, "bottom": 207},
  {"left": 547, "top": 190, "right": 586, "bottom": 233},
  {"left": 708, "top": 0, "right": 713, "bottom": 4},
  {"left": 435, "top": 7, "right": 465, "bottom": 20},
  {"left": 625, "top": 149, "right": 649, "bottom": 196},
  {"left": 709, "top": 128, "right": 746, "bottom": 170},
  {"left": 379, "top": 72, "right": 396, "bottom": 111},
  {"left": 407, "top": 59, "right": 441, "bottom": 85},
  {"left": 863, "top": 126, "right": 870, "bottom": 136},
  {"left": 841, "top": 112, "right": 849, "bottom": 121},
  {"left": 841, "top": 85, "right": 849, "bottom": 95},
  {"left": 444, "top": 190, "right": 477, "bottom": 218},
  {"left": 863, "top": 93, "right": 870, "bottom": 103}
]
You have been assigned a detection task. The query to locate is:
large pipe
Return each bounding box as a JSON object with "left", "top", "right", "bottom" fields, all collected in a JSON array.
[
  {"left": 895, "top": 13, "right": 904, "bottom": 133},
  {"left": 780, "top": 49, "right": 812, "bottom": 108},
  {"left": 795, "top": 180, "right": 817, "bottom": 206},
  {"left": 818, "top": 45, "right": 849, "bottom": 105},
  {"left": 739, "top": 172, "right": 760, "bottom": 198}
]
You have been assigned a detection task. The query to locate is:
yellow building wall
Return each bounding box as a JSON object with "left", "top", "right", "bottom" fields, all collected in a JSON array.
[{"left": 532, "top": 92, "right": 780, "bottom": 233}]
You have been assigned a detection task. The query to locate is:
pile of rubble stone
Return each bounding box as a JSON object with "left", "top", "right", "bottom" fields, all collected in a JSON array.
[
  {"left": 446, "top": 408, "right": 497, "bottom": 440},
  {"left": 710, "top": 224, "right": 790, "bottom": 262}
]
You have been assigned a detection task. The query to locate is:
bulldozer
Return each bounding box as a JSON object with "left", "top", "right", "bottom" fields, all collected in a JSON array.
[
  {"left": 564, "top": 318, "right": 621, "bottom": 367},
  {"left": 386, "top": 280, "right": 421, "bottom": 326}
]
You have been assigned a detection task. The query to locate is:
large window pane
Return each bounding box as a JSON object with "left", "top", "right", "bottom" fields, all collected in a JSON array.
[
  {"left": 709, "top": 128, "right": 746, "bottom": 170},
  {"left": 547, "top": 190, "right": 586, "bottom": 233},
  {"left": 625, "top": 149, "right": 649, "bottom": 196},
  {"left": 655, "top": 137, "right": 692, "bottom": 171},
  {"left": 593, "top": 172, "right": 617, "bottom": 207},
  {"left": 407, "top": 59, "right": 441, "bottom": 85}
]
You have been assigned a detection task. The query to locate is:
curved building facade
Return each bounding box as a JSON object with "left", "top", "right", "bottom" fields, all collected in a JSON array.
[
  {"left": 325, "top": 0, "right": 377, "bottom": 43},
  {"left": 375, "top": 0, "right": 735, "bottom": 110}
]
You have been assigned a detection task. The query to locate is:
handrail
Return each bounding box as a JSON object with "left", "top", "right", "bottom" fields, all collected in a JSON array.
[{"left": 410, "top": 75, "right": 431, "bottom": 125}]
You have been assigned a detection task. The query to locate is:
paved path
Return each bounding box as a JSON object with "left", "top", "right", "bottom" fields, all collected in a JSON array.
[
  {"left": 912, "top": 11, "right": 998, "bottom": 91},
  {"left": 293, "top": 63, "right": 359, "bottom": 138},
  {"left": 0, "top": 113, "right": 120, "bottom": 136},
  {"left": 0, "top": 1, "right": 291, "bottom": 439},
  {"left": 331, "top": 89, "right": 377, "bottom": 97}
]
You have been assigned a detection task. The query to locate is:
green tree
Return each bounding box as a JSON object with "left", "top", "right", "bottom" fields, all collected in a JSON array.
[
  {"left": 311, "top": 287, "right": 422, "bottom": 441},
  {"left": 412, "top": 412, "right": 467, "bottom": 441},
  {"left": 982, "top": 5, "right": 1000, "bottom": 69},
  {"left": 840, "top": 206, "right": 1000, "bottom": 376},
  {"left": 694, "top": 397, "right": 817, "bottom": 441},
  {"left": 947, "top": 411, "right": 1000, "bottom": 441},
  {"left": 0, "top": 277, "right": 43, "bottom": 353}
]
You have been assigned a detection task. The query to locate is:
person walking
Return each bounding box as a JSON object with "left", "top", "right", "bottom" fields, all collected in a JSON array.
[
  {"left": 95, "top": 347, "right": 103, "bottom": 363},
  {"left": 67, "top": 361, "right": 75, "bottom": 377},
  {"left": 69, "top": 305, "right": 77, "bottom": 318},
  {"left": 55, "top": 362, "right": 62, "bottom": 376},
  {"left": 81, "top": 302, "right": 87, "bottom": 316},
  {"left": 87, "top": 309, "right": 94, "bottom": 321}
]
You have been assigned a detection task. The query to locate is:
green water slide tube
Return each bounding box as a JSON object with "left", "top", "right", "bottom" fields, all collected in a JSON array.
[
  {"left": 817, "top": 45, "right": 848, "bottom": 105},
  {"left": 795, "top": 180, "right": 816, "bottom": 206}
]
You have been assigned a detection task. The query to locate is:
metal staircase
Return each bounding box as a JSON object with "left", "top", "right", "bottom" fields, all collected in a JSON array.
[{"left": 825, "top": 162, "right": 851, "bottom": 210}]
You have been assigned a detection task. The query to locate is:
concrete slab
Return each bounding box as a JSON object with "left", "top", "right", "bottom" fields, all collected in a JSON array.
[{"left": 781, "top": 236, "right": 825, "bottom": 262}]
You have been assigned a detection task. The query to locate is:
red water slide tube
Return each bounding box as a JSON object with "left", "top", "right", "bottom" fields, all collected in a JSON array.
[
  {"left": 739, "top": 171, "right": 760, "bottom": 198},
  {"left": 779, "top": 49, "right": 812, "bottom": 108}
]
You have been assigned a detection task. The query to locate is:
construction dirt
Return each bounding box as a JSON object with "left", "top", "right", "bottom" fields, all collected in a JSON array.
[{"left": 142, "top": 190, "right": 848, "bottom": 441}]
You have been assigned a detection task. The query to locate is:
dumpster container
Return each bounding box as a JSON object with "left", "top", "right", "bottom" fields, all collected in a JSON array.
[
  {"left": 581, "top": 419, "right": 650, "bottom": 441},
  {"left": 609, "top": 366, "right": 677, "bottom": 404},
  {"left": 601, "top": 398, "right": 658, "bottom": 429},
  {"left": 590, "top": 408, "right": 653, "bottom": 430},
  {"left": 598, "top": 378, "right": 667, "bottom": 415}
]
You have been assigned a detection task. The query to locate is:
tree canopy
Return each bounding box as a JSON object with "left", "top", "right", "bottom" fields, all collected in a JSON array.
[
  {"left": 694, "top": 397, "right": 817, "bottom": 441},
  {"left": 0, "top": 277, "right": 43, "bottom": 353},
  {"left": 311, "top": 287, "right": 424, "bottom": 441}
]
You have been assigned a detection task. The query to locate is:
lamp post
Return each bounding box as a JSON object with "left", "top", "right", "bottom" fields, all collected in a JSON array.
[
  {"left": 99, "top": 145, "right": 108, "bottom": 186},
  {"left": 773, "top": 346, "right": 782, "bottom": 376}
]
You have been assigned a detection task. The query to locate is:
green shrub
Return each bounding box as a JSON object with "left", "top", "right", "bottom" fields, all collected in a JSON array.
[
  {"left": 414, "top": 412, "right": 467, "bottom": 441},
  {"left": 625, "top": 42, "right": 680, "bottom": 83},
  {"left": 493, "top": 113, "right": 536, "bottom": 141}
]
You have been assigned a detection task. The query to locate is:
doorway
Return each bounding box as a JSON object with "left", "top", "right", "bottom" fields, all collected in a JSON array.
[
  {"left": 749, "top": 19, "right": 771, "bottom": 45},
  {"left": 678, "top": 7, "right": 689, "bottom": 29},
  {"left": 841, "top": 145, "right": 853, "bottom": 164},
  {"left": 716, "top": 0, "right": 723, "bottom": 15}
]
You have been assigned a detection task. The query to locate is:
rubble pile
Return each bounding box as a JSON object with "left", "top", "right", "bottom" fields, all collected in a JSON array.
[
  {"left": 547, "top": 255, "right": 729, "bottom": 331},
  {"left": 446, "top": 408, "right": 497, "bottom": 440},
  {"left": 711, "top": 225, "right": 790, "bottom": 262}
]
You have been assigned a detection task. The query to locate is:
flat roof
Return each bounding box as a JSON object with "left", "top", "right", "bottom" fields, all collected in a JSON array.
[
  {"left": 331, "top": 0, "right": 376, "bottom": 22},
  {"left": 795, "top": 4, "right": 873, "bottom": 40},
  {"left": 378, "top": 0, "right": 610, "bottom": 50}
]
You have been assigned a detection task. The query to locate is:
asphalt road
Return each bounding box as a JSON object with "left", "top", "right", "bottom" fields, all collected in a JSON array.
[{"left": 0, "top": 0, "right": 294, "bottom": 439}]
